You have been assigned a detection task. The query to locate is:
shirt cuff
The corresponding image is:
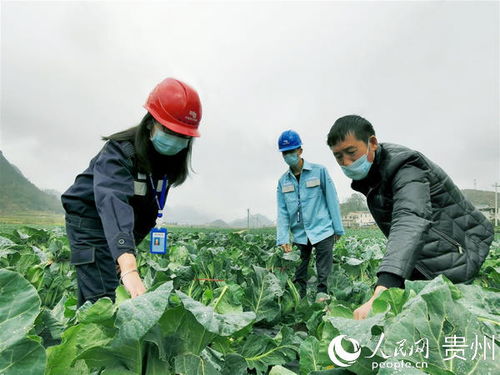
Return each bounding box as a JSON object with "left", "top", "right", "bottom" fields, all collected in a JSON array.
[
  {"left": 376, "top": 272, "right": 405, "bottom": 289},
  {"left": 110, "top": 232, "right": 136, "bottom": 261}
]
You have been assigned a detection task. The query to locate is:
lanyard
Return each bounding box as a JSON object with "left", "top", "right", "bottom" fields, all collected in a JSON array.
[
  {"left": 295, "top": 175, "right": 302, "bottom": 223},
  {"left": 149, "top": 175, "right": 168, "bottom": 218}
]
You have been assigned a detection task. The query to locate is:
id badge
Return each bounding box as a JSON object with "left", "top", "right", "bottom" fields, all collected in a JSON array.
[{"left": 150, "top": 228, "right": 168, "bottom": 254}]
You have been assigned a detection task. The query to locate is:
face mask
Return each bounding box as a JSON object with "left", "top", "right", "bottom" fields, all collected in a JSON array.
[
  {"left": 150, "top": 130, "right": 190, "bottom": 155},
  {"left": 283, "top": 152, "right": 300, "bottom": 167},
  {"left": 341, "top": 146, "right": 373, "bottom": 180}
]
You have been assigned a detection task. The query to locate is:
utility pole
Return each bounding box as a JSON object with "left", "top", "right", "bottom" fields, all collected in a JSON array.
[
  {"left": 473, "top": 179, "right": 477, "bottom": 190},
  {"left": 494, "top": 183, "right": 499, "bottom": 227},
  {"left": 247, "top": 209, "right": 250, "bottom": 230}
]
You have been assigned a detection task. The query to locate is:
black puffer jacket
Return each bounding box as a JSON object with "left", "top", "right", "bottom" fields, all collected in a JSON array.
[{"left": 352, "top": 143, "right": 494, "bottom": 283}]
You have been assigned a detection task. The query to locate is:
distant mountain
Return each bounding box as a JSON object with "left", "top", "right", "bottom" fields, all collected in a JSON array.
[
  {"left": 229, "top": 213, "right": 274, "bottom": 228},
  {"left": 337, "top": 190, "right": 497, "bottom": 213},
  {"left": 462, "top": 189, "right": 497, "bottom": 207},
  {"left": 0, "top": 151, "right": 63, "bottom": 215},
  {"left": 161, "top": 204, "right": 273, "bottom": 228},
  {"left": 162, "top": 205, "right": 213, "bottom": 225},
  {"left": 43, "top": 189, "right": 62, "bottom": 198},
  {"left": 207, "top": 219, "right": 230, "bottom": 228}
]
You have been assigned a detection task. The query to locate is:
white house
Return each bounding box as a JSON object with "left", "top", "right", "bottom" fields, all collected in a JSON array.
[{"left": 342, "top": 211, "right": 376, "bottom": 227}]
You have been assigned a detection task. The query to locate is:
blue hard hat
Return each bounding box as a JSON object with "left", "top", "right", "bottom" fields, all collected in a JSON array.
[{"left": 278, "top": 130, "right": 302, "bottom": 152}]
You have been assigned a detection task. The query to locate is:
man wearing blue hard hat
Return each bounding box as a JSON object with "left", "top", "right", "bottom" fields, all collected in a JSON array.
[{"left": 276, "top": 130, "right": 345, "bottom": 299}]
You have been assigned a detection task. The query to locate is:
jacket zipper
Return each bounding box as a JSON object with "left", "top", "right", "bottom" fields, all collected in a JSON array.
[
  {"left": 414, "top": 264, "right": 433, "bottom": 279},
  {"left": 430, "top": 227, "right": 463, "bottom": 254}
]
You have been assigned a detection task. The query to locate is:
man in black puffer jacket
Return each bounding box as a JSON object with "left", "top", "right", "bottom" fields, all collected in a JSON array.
[{"left": 327, "top": 115, "right": 494, "bottom": 320}]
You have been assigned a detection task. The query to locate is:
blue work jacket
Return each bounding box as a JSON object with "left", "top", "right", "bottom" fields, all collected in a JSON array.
[{"left": 276, "top": 160, "right": 344, "bottom": 245}]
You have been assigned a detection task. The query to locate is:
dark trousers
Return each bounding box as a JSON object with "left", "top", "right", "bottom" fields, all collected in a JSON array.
[
  {"left": 293, "top": 235, "right": 335, "bottom": 296},
  {"left": 65, "top": 214, "right": 119, "bottom": 307}
]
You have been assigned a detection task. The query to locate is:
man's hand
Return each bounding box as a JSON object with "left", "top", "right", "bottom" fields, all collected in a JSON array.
[
  {"left": 353, "top": 299, "right": 374, "bottom": 320},
  {"left": 281, "top": 243, "right": 292, "bottom": 253},
  {"left": 334, "top": 234, "right": 342, "bottom": 242},
  {"left": 121, "top": 271, "right": 146, "bottom": 298},
  {"left": 353, "top": 285, "right": 387, "bottom": 320}
]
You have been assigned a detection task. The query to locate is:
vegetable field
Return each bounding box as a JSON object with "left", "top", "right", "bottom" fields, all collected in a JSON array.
[{"left": 0, "top": 226, "right": 498, "bottom": 375}]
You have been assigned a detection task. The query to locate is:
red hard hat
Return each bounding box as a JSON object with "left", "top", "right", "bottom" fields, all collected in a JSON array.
[{"left": 144, "top": 78, "right": 202, "bottom": 137}]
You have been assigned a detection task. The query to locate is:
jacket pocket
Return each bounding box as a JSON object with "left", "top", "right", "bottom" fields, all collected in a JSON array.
[
  {"left": 70, "top": 247, "right": 96, "bottom": 265},
  {"left": 283, "top": 191, "right": 298, "bottom": 209},
  {"left": 304, "top": 185, "right": 321, "bottom": 201},
  {"left": 430, "top": 228, "right": 463, "bottom": 254}
]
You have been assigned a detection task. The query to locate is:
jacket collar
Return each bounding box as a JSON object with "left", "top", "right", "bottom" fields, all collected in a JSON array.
[{"left": 287, "top": 159, "right": 311, "bottom": 178}]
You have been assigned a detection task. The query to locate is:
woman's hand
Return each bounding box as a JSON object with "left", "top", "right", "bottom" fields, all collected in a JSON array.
[
  {"left": 117, "top": 252, "right": 146, "bottom": 298},
  {"left": 121, "top": 271, "right": 146, "bottom": 298},
  {"left": 281, "top": 243, "right": 292, "bottom": 253}
]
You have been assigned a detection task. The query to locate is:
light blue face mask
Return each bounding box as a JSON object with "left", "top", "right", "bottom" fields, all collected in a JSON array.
[
  {"left": 283, "top": 152, "right": 300, "bottom": 167},
  {"left": 151, "top": 130, "right": 190, "bottom": 155},
  {"left": 341, "top": 146, "right": 373, "bottom": 180}
]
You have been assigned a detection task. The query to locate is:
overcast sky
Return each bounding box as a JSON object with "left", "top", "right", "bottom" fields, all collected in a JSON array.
[{"left": 1, "top": 1, "right": 499, "bottom": 223}]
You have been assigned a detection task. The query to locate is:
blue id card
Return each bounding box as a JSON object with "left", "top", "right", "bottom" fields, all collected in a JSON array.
[{"left": 150, "top": 228, "right": 168, "bottom": 254}]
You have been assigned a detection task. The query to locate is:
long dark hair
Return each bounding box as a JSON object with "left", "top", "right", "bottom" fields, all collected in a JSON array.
[{"left": 102, "top": 113, "right": 193, "bottom": 187}]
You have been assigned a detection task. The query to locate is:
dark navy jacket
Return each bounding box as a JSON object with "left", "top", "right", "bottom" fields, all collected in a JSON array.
[
  {"left": 62, "top": 140, "right": 166, "bottom": 261},
  {"left": 352, "top": 143, "right": 493, "bottom": 283}
]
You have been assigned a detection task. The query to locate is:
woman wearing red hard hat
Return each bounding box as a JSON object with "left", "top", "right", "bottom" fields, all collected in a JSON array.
[{"left": 61, "top": 78, "right": 201, "bottom": 306}]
